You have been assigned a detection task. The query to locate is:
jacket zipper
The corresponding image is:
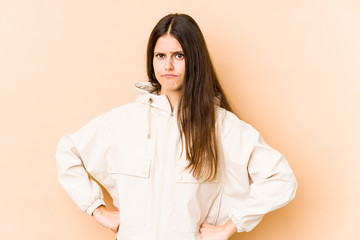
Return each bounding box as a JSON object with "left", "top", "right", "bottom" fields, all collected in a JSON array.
[{"left": 155, "top": 112, "right": 174, "bottom": 240}]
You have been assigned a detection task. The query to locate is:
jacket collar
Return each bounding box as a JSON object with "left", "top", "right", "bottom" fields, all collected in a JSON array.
[
  {"left": 134, "top": 81, "right": 221, "bottom": 113},
  {"left": 134, "top": 82, "right": 174, "bottom": 114}
]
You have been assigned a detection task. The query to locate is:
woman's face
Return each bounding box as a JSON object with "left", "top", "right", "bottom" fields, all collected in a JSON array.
[{"left": 153, "top": 34, "right": 185, "bottom": 96}]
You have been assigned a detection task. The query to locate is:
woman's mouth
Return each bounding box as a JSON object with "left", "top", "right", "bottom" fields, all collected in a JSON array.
[{"left": 162, "top": 74, "right": 178, "bottom": 78}]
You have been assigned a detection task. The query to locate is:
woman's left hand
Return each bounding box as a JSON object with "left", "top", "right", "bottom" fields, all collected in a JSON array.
[{"left": 199, "top": 220, "right": 237, "bottom": 240}]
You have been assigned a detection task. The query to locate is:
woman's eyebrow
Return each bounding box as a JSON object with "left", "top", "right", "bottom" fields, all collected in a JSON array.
[{"left": 154, "top": 51, "right": 183, "bottom": 53}]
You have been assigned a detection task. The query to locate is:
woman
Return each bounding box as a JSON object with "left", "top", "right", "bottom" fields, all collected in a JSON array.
[{"left": 56, "top": 13, "right": 297, "bottom": 240}]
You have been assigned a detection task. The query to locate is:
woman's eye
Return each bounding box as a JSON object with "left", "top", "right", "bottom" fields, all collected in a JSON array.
[
  {"left": 155, "top": 54, "right": 165, "bottom": 58},
  {"left": 175, "top": 54, "right": 184, "bottom": 59}
]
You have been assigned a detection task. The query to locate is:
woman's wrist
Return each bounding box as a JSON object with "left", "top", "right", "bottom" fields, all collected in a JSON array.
[
  {"left": 93, "top": 205, "right": 106, "bottom": 216},
  {"left": 223, "top": 219, "right": 237, "bottom": 237}
]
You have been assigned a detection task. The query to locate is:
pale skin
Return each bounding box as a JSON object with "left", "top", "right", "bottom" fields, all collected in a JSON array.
[
  {"left": 153, "top": 34, "right": 185, "bottom": 111},
  {"left": 93, "top": 205, "right": 120, "bottom": 233},
  {"left": 92, "top": 34, "right": 237, "bottom": 239}
]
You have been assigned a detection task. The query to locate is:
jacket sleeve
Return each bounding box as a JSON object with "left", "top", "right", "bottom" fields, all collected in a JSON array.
[
  {"left": 56, "top": 115, "right": 107, "bottom": 215},
  {"left": 226, "top": 127, "right": 298, "bottom": 232}
]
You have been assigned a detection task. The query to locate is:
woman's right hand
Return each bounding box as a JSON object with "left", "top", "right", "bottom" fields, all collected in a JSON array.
[{"left": 92, "top": 205, "right": 120, "bottom": 233}]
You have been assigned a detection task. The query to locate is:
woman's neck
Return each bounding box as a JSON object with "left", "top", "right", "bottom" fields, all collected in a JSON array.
[{"left": 160, "top": 90, "right": 181, "bottom": 112}]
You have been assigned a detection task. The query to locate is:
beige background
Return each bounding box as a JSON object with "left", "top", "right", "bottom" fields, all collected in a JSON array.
[{"left": 1, "top": 0, "right": 359, "bottom": 239}]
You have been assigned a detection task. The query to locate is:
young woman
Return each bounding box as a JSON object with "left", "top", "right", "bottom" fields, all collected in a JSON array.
[{"left": 56, "top": 13, "right": 297, "bottom": 240}]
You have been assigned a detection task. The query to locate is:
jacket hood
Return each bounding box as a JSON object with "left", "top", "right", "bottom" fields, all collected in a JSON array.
[
  {"left": 135, "top": 82, "right": 174, "bottom": 114},
  {"left": 134, "top": 81, "right": 222, "bottom": 113}
]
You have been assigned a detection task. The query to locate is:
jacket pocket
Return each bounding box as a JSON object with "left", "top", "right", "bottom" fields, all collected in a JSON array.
[
  {"left": 171, "top": 160, "right": 220, "bottom": 233},
  {"left": 106, "top": 147, "right": 151, "bottom": 227}
]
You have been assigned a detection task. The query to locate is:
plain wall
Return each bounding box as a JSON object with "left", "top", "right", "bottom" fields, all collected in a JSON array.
[{"left": 1, "top": 0, "right": 359, "bottom": 239}]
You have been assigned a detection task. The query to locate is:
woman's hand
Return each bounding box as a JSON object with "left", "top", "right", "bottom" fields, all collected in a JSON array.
[
  {"left": 200, "top": 220, "right": 237, "bottom": 240},
  {"left": 92, "top": 205, "right": 120, "bottom": 233}
]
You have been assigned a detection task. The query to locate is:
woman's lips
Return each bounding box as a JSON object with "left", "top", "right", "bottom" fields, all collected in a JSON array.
[{"left": 162, "top": 74, "right": 178, "bottom": 78}]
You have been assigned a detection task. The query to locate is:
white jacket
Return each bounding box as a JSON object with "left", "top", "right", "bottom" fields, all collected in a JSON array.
[{"left": 56, "top": 82, "right": 297, "bottom": 240}]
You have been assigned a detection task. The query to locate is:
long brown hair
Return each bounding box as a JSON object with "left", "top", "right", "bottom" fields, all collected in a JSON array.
[{"left": 146, "top": 13, "right": 232, "bottom": 182}]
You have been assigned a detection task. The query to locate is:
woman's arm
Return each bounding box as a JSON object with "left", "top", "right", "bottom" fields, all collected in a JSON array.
[
  {"left": 224, "top": 126, "right": 298, "bottom": 233},
  {"left": 56, "top": 114, "right": 110, "bottom": 216},
  {"left": 56, "top": 134, "right": 106, "bottom": 215}
]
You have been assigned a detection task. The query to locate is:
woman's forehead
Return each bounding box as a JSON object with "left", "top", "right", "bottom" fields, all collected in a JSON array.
[{"left": 154, "top": 35, "right": 183, "bottom": 52}]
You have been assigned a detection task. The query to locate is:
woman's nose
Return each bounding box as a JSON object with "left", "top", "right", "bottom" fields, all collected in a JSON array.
[{"left": 165, "top": 57, "right": 174, "bottom": 71}]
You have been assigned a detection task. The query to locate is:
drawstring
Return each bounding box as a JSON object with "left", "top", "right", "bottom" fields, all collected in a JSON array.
[{"left": 147, "top": 98, "right": 153, "bottom": 139}]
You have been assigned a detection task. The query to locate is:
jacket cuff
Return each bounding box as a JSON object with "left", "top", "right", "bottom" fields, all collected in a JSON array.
[
  {"left": 86, "top": 199, "right": 106, "bottom": 216},
  {"left": 229, "top": 213, "right": 244, "bottom": 233}
]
